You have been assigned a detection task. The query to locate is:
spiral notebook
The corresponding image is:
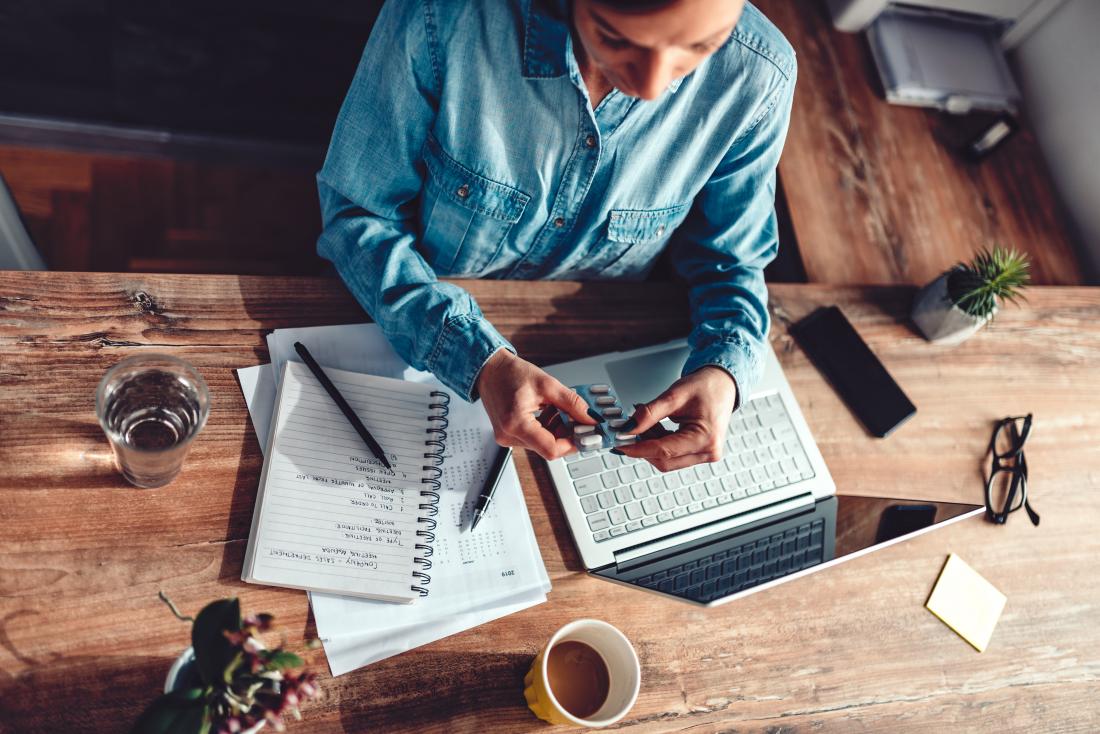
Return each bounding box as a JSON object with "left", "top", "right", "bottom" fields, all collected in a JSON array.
[{"left": 241, "top": 359, "right": 448, "bottom": 603}]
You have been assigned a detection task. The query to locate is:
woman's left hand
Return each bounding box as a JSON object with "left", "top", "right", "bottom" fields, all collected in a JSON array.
[{"left": 613, "top": 366, "right": 738, "bottom": 472}]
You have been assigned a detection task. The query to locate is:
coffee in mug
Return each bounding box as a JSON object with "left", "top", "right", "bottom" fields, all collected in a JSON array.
[
  {"left": 524, "top": 619, "right": 640, "bottom": 728},
  {"left": 545, "top": 640, "right": 611, "bottom": 719}
]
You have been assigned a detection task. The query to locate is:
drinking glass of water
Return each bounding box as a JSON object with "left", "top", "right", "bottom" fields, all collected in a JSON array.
[{"left": 96, "top": 354, "right": 211, "bottom": 488}]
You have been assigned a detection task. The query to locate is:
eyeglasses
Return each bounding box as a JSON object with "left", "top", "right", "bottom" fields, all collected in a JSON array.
[{"left": 984, "top": 414, "right": 1039, "bottom": 526}]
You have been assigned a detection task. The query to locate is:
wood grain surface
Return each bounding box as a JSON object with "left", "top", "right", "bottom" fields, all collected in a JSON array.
[
  {"left": 753, "top": 0, "right": 1086, "bottom": 286},
  {"left": 1, "top": 272, "right": 1098, "bottom": 733},
  {"left": 0, "top": 144, "right": 326, "bottom": 275}
]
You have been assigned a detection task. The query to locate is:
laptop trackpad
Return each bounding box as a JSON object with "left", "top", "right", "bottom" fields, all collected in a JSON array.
[{"left": 605, "top": 345, "right": 691, "bottom": 408}]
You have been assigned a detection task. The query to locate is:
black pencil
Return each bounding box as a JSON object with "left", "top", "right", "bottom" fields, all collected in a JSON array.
[{"left": 293, "top": 341, "right": 392, "bottom": 471}]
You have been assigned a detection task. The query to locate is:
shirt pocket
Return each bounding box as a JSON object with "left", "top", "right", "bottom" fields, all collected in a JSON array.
[
  {"left": 419, "top": 135, "right": 530, "bottom": 276},
  {"left": 590, "top": 204, "right": 690, "bottom": 278}
]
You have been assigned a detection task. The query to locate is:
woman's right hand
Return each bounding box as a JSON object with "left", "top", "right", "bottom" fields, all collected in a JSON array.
[{"left": 475, "top": 349, "right": 599, "bottom": 460}]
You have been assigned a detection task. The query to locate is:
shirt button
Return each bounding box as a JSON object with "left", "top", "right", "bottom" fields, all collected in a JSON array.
[
  {"left": 553, "top": 217, "right": 565, "bottom": 228},
  {"left": 456, "top": 184, "right": 470, "bottom": 198},
  {"left": 585, "top": 135, "right": 597, "bottom": 149}
]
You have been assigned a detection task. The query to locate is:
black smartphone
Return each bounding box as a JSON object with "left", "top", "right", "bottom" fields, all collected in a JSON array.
[
  {"left": 789, "top": 306, "right": 916, "bottom": 438},
  {"left": 875, "top": 504, "right": 937, "bottom": 543}
]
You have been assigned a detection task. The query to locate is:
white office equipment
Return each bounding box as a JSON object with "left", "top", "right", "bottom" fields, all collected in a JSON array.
[
  {"left": 544, "top": 339, "right": 836, "bottom": 605},
  {"left": 867, "top": 6, "right": 1021, "bottom": 113},
  {"left": 0, "top": 174, "right": 46, "bottom": 270},
  {"left": 543, "top": 338, "right": 984, "bottom": 607},
  {"left": 826, "top": 0, "right": 1066, "bottom": 46}
]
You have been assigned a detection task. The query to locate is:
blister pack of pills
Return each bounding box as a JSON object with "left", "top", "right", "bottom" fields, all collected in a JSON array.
[{"left": 561, "top": 384, "right": 638, "bottom": 451}]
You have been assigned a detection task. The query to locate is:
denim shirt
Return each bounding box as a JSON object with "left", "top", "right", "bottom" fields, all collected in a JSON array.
[{"left": 317, "top": 0, "right": 796, "bottom": 401}]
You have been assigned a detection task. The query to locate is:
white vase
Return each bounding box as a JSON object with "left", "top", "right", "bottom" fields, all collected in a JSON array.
[
  {"left": 163, "top": 646, "right": 198, "bottom": 695},
  {"left": 164, "top": 647, "right": 266, "bottom": 734},
  {"left": 911, "top": 272, "right": 992, "bottom": 346}
]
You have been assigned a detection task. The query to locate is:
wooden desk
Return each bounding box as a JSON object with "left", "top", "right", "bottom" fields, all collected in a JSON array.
[{"left": 1, "top": 272, "right": 1098, "bottom": 733}]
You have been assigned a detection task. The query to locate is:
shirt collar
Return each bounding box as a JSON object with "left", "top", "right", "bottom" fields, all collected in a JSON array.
[{"left": 521, "top": 0, "right": 684, "bottom": 93}]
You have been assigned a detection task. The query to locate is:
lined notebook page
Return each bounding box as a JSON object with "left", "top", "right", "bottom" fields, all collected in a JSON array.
[{"left": 243, "top": 360, "right": 440, "bottom": 603}]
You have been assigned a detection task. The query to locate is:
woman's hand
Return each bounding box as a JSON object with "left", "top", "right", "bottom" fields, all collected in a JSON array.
[
  {"left": 615, "top": 366, "right": 738, "bottom": 472},
  {"left": 476, "top": 349, "right": 598, "bottom": 460}
]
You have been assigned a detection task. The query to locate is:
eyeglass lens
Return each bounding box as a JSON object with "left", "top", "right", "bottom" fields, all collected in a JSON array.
[
  {"left": 993, "top": 415, "right": 1031, "bottom": 460},
  {"left": 987, "top": 467, "right": 1026, "bottom": 514}
]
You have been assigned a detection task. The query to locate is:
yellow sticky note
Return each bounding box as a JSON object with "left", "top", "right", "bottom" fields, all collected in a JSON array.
[{"left": 925, "top": 553, "right": 1006, "bottom": 652}]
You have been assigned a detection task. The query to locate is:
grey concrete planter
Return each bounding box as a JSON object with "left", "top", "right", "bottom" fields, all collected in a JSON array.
[{"left": 911, "top": 272, "right": 992, "bottom": 345}]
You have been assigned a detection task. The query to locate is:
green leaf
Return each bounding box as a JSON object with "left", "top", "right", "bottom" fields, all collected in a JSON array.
[
  {"left": 261, "top": 650, "right": 303, "bottom": 670},
  {"left": 223, "top": 649, "right": 246, "bottom": 685},
  {"left": 130, "top": 689, "right": 210, "bottom": 734},
  {"left": 192, "top": 598, "right": 241, "bottom": 688},
  {"left": 946, "top": 246, "right": 1031, "bottom": 319}
]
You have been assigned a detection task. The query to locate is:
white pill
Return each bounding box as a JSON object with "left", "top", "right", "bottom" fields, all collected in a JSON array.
[
  {"left": 615, "top": 434, "right": 638, "bottom": 445},
  {"left": 595, "top": 396, "right": 616, "bottom": 406},
  {"left": 579, "top": 433, "right": 603, "bottom": 448},
  {"left": 608, "top": 418, "right": 627, "bottom": 429},
  {"left": 574, "top": 424, "right": 596, "bottom": 435},
  {"left": 589, "top": 384, "right": 611, "bottom": 394},
  {"left": 601, "top": 407, "right": 623, "bottom": 417}
]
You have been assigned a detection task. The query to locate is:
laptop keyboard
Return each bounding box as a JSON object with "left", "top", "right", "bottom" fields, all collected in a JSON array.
[
  {"left": 564, "top": 394, "right": 815, "bottom": 543},
  {"left": 636, "top": 518, "right": 826, "bottom": 602}
]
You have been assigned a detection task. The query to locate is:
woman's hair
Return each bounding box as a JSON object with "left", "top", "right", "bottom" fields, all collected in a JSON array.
[{"left": 591, "top": 0, "right": 679, "bottom": 11}]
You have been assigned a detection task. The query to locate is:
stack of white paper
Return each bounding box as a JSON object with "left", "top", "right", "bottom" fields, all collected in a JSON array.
[{"left": 237, "top": 323, "right": 550, "bottom": 676}]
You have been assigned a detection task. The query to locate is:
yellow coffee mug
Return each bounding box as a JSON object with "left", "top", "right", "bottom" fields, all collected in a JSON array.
[{"left": 524, "top": 619, "right": 640, "bottom": 728}]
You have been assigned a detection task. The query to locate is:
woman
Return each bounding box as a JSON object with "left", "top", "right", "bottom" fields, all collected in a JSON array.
[{"left": 317, "top": 0, "right": 795, "bottom": 472}]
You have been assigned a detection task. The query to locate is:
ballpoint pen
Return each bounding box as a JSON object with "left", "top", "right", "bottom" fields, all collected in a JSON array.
[
  {"left": 293, "top": 341, "right": 392, "bottom": 471},
  {"left": 471, "top": 446, "right": 512, "bottom": 531}
]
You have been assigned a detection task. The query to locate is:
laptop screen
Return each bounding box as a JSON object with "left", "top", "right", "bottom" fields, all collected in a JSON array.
[{"left": 593, "top": 495, "right": 983, "bottom": 605}]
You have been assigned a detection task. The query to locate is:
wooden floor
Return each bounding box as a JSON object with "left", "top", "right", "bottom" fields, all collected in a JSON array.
[
  {"left": 0, "top": 0, "right": 1089, "bottom": 285},
  {"left": 754, "top": 0, "right": 1085, "bottom": 286},
  {"left": 0, "top": 144, "right": 326, "bottom": 275}
]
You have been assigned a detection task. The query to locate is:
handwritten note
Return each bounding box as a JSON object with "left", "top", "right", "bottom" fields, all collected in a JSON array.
[{"left": 242, "top": 361, "right": 443, "bottom": 603}]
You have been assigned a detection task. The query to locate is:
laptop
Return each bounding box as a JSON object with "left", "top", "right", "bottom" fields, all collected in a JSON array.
[{"left": 545, "top": 339, "right": 983, "bottom": 606}]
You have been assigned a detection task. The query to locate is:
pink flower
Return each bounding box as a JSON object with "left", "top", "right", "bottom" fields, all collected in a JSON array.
[
  {"left": 263, "top": 709, "right": 287, "bottom": 731},
  {"left": 298, "top": 676, "right": 319, "bottom": 700},
  {"left": 216, "top": 715, "right": 247, "bottom": 734},
  {"left": 222, "top": 629, "right": 246, "bottom": 646},
  {"left": 242, "top": 613, "right": 275, "bottom": 632}
]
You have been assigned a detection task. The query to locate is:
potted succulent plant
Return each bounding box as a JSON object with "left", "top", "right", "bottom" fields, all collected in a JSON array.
[
  {"left": 911, "top": 247, "right": 1030, "bottom": 345},
  {"left": 131, "top": 594, "right": 320, "bottom": 734}
]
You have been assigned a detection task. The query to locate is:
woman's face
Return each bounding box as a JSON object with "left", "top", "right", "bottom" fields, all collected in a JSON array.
[{"left": 571, "top": 0, "right": 746, "bottom": 100}]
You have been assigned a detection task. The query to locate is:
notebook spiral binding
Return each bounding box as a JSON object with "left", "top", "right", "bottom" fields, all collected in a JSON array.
[{"left": 412, "top": 390, "right": 450, "bottom": 597}]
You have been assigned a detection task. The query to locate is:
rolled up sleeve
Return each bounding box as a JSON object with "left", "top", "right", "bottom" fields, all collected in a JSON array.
[
  {"left": 672, "top": 64, "right": 796, "bottom": 401},
  {"left": 317, "top": 0, "right": 514, "bottom": 401}
]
